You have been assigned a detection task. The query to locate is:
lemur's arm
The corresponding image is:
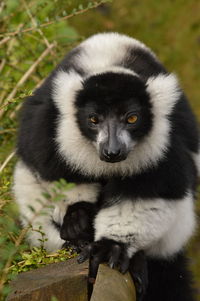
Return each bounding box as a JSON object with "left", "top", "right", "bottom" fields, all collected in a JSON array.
[
  {"left": 78, "top": 178, "right": 195, "bottom": 274},
  {"left": 14, "top": 161, "right": 100, "bottom": 252},
  {"left": 94, "top": 193, "right": 195, "bottom": 258}
]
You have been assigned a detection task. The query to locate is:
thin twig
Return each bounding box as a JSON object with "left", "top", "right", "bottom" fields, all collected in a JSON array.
[
  {"left": 0, "top": 24, "right": 24, "bottom": 74},
  {"left": 0, "top": 36, "right": 11, "bottom": 46},
  {"left": 0, "top": 1, "right": 5, "bottom": 14},
  {"left": 0, "top": 128, "right": 16, "bottom": 135},
  {"left": 0, "top": 89, "right": 8, "bottom": 104},
  {"left": 22, "top": 0, "right": 56, "bottom": 57},
  {"left": 0, "top": 59, "right": 6, "bottom": 73},
  {"left": 0, "top": 151, "right": 16, "bottom": 173},
  {"left": 0, "top": 1, "right": 107, "bottom": 38},
  {"left": 0, "top": 227, "right": 29, "bottom": 292},
  {"left": 7, "top": 42, "right": 56, "bottom": 100},
  {"left": 0, "top": 42, "right": 56, "bottom": 115},
  {"left": 7, "top": 59, "right": 43, "bottom": 83}
]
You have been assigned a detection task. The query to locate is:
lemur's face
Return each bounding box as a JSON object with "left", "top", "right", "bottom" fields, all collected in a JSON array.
[{"left": 75, "top": 72, "right": 153, "bottom": 163}]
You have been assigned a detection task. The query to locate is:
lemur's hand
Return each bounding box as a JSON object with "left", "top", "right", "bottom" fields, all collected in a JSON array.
[
  {"left": 77, "top": 238, "right": 130, "bottom": 274},
  {"left": 60, "top": 201, "right": 96, "bottom": 250},
  {"left": 77, "top": 239, "right": 148, "bottom": 301}
]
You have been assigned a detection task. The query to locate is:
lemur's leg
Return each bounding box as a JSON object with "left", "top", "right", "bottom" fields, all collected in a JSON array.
[
  {"left": 143, "top": 253, "right": 195, "bottom": 301},
  {"left": 13, "top": 161, "right": 100, "bottom": 252}
]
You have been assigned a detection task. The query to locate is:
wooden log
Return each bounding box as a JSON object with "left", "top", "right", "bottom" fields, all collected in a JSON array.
[
  {"left": 7, "top": 259, "right": 136, "bottom": 301},
  {"left": 6, "top": 258, "right": 88, "bottom": 301},
  {"left": 91, "top": 264, "right": 136, "bottom": 301}
]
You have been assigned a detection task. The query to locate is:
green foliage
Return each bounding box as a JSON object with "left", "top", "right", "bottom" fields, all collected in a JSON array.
[{"left": 10, "top": 247, "right": 77, "bottom": 274}]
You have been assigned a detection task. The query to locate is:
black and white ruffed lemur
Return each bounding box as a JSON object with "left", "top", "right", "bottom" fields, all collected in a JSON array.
[{"left": 14, "top": 33, "right": 199, "bottom": 300}]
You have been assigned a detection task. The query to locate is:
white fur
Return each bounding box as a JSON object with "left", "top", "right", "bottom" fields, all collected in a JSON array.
[
  {"left": 13, "top": 161, "right": 64, "bottom": 252},
  {"left": 52, "top": 70, "right": 83, "bottom": 116},
  {"left": 78, "top": 32, "right": 155, "bottom": 74},
  {"left": 13, "top": 161, "right": 100, "bottom": 252},
  {"left": 94, "top": 192, "right": 195, "bottom": 258},
  {"left": 147, "top": 193, "right": 196, "bottom": 258},
  {"left": 53, "top": 71, "right": 180, "bottom": 177}
]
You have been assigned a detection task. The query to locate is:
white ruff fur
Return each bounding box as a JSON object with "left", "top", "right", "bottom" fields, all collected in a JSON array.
[
  {"left": 94, "top": 192, "right": 195, "bottom": 258},
  {"left": 13, "top": 161, "right": 100, "bottom": 252}
]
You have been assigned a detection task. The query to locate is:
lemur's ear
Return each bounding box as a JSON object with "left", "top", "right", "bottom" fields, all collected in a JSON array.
[{"left": 146, "top": 73, "right": 181, "bottom": 116}]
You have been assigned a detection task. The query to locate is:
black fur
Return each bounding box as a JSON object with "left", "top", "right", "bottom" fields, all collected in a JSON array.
[
  {"left": 145, "top": 253, "right": 195, "bottom": 301},
  {"left": 60, "top": 201, "right": 96, "bottom": 243},
  {"left": 124, "top": 47, "right": 167, "bottom": 80}
]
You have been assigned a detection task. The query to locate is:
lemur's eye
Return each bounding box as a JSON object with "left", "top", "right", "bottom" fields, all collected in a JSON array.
[
  {"left": 89, "top": 116, "right": 99, "bottom": 124},
  {"left": 127, "top": 115, "right": 138, "bottom": 124}
]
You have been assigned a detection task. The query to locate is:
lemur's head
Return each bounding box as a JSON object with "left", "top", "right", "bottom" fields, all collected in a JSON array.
[
  {"left": 53, "top": 68, "right": 180, "bottom": 176},
  {"left": 75, "top": 72, "right": 152, "bottom": 163}
]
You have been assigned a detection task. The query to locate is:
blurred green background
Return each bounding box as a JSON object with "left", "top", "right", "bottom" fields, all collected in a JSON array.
[{"left": 0, "top": 0, "right": 200, "bottom": 299}]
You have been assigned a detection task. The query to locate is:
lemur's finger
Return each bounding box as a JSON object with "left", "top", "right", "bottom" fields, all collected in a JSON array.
[
  {"left": 129, "top": 251, "right": 148, "bottom": 300},
  {"left": 119, "top": 252, "right": 130, "bottom": 274},
  {"left": 108, "top": 243, "right": 122, "bottom": 269},
  {"left": 89, "top": 255, "right": 101, "bottom": 280}
]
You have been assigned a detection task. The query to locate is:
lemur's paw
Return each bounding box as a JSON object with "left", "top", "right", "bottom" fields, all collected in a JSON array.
[
  {"left": 60, "top": 201, "right": 95, "bottom": 242},
  {"left": 77, "top": 240, "right": 148, "bottom": 301},
  {"left": 77, "top": 238, "right": 130, "bottom": 279},
  {"left": 129, "top": 251, "right": 148, "bottom": 301}
]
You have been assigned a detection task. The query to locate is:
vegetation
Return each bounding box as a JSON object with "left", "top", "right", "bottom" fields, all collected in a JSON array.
[{"left": 0, "top": 0, "right": 200, "bottom": 300}]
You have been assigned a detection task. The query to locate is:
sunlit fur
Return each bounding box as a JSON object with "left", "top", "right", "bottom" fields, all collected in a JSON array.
[{"left": 14, "top": 33, "right": 199, "bottom": 300}]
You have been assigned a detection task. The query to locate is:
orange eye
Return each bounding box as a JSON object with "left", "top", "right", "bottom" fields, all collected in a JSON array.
[
  {"left": 127, "top": 115, "right": 138, "bottom": 124},
  {"left": 90, "top": 116, "right": 99, "bottom": 124}
]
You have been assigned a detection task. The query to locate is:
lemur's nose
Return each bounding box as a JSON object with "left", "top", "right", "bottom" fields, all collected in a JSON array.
[{"left": 103, "top": 148, "right": 121, "bottom": 162}]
